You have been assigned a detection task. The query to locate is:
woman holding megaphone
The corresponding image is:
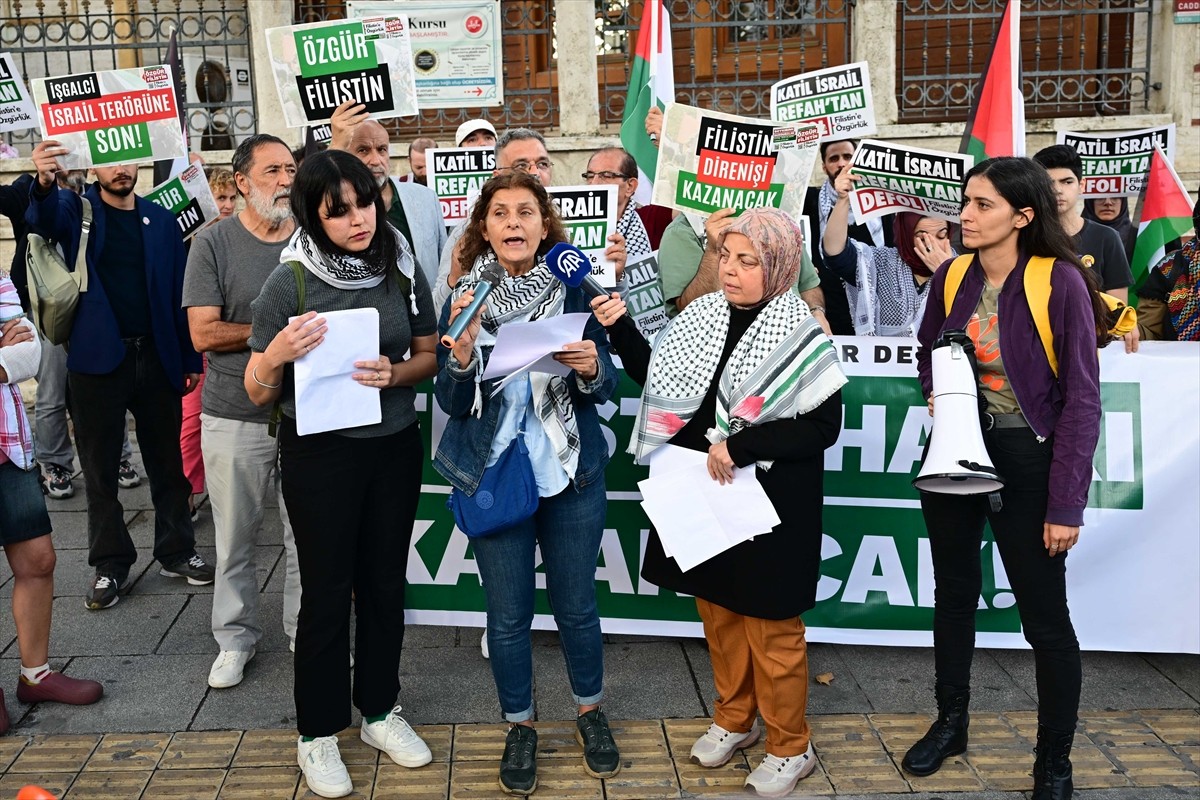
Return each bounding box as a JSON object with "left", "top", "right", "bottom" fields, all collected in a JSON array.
[{"left": 908, "top": 157, "right": 1108, "bottom": 800}]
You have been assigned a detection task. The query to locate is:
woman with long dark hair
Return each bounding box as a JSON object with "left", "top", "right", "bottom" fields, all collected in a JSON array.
[
  {"left": 434, "top": 171, "right": 620, "bottom": 796},
  {"left": 245, "top": 149, "right": 438, "bottom": 798},
  {"left": 904, "top": 157, "right": 1107, "bottom": 800}
]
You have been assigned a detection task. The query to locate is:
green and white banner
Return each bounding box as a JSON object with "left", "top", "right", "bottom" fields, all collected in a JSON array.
[
  {"left": 547, "top": 185, "right": 618, "bottom": 288},
  {"left": 769, "top": 61, "right": 877, "bottom": 140},
  {"left": 403, "top": 339, "right": 1199, "bottom": 655},
  {"left": 0, "top": 53, "right": 38, "bottom": 133},
  {"left": 1057, "top": 125, "right": 1176, "bottom": 198},
  {"left": 145, "top": 162, "right": 219, "bottom": 240}
]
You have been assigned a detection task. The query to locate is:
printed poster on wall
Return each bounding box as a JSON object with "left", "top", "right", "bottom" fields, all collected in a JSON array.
[
  {"left": 265, "top": 17, "right": 418, "bottom": 128},
  {"left": 425, "top": 145, "right": 496, "bottom": 225},
  {"left": 848, "top": 140, "right": 974, "bottom": 223},
  {"left": 652, "top": 103, "right": 820, "bottom": 220},
  {"left": 145, "top": 162, "right": 220, "bottom": 240},
  {"left": 769, "top": 61, "right": 877, "bottom": 140},
  {"left": 0, "top": 53, "right": 38, "bottom": 133},
  {"left": 348, "top": 0, "right": 503, "bottom": 109},
  {"left": 547, "top": 185, "right": 619, "bottom": 288},
  {"left": 31, "top": 66, "right": 187, "bottom": 169},
  {"left": 1057, "top": 125, "right": 1177, "bottom": 198}
]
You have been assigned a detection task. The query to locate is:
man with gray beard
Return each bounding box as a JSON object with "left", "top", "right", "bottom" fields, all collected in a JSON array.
[{"left": 183, "top": 134, "right": 302, "bottom": 689}]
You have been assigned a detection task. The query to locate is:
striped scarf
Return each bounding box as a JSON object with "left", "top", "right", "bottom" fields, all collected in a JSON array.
[
  {"left": 1164, "top": 238, "right": 1200, "bottom": 342},
  {"left": 452, "top": 252, "right": 582, "bottom": 477},
  {"left": 0, "top": 276, "right": 34, "bottom": 469},
  {"left": 629, "top": 291, "right": 847, "bottom": 470}
]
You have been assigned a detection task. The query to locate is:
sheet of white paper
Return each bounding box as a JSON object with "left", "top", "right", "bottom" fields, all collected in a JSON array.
[
  {"left": 481, "top": 313, "right": 591, "bottom": 381},
  {"left": 639, "top": 445, "right": 781, "bottom": 571},
  {"left": 291, "top": 308, "right": 382, "bottom": 436}
]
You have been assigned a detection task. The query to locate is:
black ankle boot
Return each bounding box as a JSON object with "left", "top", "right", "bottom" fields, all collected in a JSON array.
[
  {"left": 901, "top": 683, "right": 970, "bottom": 776},
  {"left": 1031, "top": 725, "right": 1074, "bottom": 800}
]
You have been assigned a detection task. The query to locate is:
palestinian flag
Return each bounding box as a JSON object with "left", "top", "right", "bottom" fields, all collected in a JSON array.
[
  {"left": 619, "top": 0, "right": 673, "bottom": 205},
  {"left": 1130, "top": 146, "right": 1195, "bottom": 299},
  {"left": 960, "top": 0, "right": 1025, "bottom": 162}
]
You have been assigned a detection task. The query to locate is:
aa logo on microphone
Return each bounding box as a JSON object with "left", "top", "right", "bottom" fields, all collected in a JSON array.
[{"left": 560, "top": 249, "right": 587, "bottom": 279}]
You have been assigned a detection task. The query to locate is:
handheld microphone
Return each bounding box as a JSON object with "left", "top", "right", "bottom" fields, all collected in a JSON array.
[
  {"left": 546, "top": 241, "right": 640, "bottom": 336},
  {"left": 440, "top": 261, "right": 506, "bottom": 349}
]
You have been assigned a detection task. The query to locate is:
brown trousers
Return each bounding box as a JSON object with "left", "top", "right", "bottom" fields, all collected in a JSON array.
[{"left": 696, "top": 598, "right": 811, "bottom": 757}]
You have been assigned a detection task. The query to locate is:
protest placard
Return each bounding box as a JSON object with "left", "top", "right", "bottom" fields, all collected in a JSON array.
[
  {"left": 652, "top": 104, "right": 820, "bottom": 220},
  {"left": 348, "top": 0, "right": 503, "bottom": 109},
  {"left": 265, "top": 16, "right": 418, "bottom": 127},
  {"left": 31, "top": 65, "right": 187, "bottom": 169},
  {"left": 547, "top": 185, "right": 618, "bottom": 287},
  {"left": 426, "top": 145, "right": 496, "bottom": 225},
  {"left": 847, "top": 140, "right": 973, "bottom": 223},
  {"left": 625, "top": 251, "right": 667, "bottom": 340},
  {"left": 0, "top": 53, "right": 38, "bottom": 133},
  {"left": 769, "top": 61, "right": 876, "bottom": 139},
  {"left": 1057, "top": 125, "right": 1177, "bottom": 198},
  {"left": 145, "top": 163, "right": 220, "bottom": 240}
]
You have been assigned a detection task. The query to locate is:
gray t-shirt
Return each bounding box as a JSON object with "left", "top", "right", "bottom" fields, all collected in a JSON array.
[
  {"left": 248, "top": 260, "right": 437, "bottom": 438},
  {"left": 182, "top": 215, "right": 290, "bottom": 423}
]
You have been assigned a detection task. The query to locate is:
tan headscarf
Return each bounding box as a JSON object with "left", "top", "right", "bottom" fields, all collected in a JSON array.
[{"left": 720, "top": 208, "right": 804, "bottom": 306}]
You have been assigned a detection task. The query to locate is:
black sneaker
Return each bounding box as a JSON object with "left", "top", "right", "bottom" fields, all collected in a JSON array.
[
  {"left": 160, "top": 554, "right": 215, "bottom": 586},
  {"left": 575, "top": 708, "right": 621, "bottom": 778},
  {"left": 117, "top": 459, "right": 141, "bottom": 488},
  {"left": 44, "top": 463, "right": 75, "bottom": 499},
  {"left": 499, "top": 725, "right": 537, "bottom": 796},
  {"left": 86, "top": 574, "right": 121, "bottom": 610}
]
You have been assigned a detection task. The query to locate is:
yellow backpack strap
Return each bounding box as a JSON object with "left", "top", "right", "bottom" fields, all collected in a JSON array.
[
  {"left": 943, "top": 254, "right": 974, "bottom": 318},
  {"left": 1023, "top": 256, "right": 1058, "bottom": 378}
]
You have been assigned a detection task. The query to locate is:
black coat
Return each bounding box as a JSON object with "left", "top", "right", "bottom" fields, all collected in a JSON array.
[{"left": 611, "top": 303, "right": 842, "bottom": 619}]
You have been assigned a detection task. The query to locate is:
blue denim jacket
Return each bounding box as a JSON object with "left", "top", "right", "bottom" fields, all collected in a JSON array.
[
  {"left": 433, "top": 286, "right": 618, "bottom": 495},
  {"left": 917, "top": 253, "right": 1101, "bottom": 527}
]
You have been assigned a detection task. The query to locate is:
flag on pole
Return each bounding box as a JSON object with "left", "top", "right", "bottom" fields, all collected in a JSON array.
[
  {"left": 153, "top": 25, "right": 190, "bottom": 186},
  {"left": 1130, "top": 145, "right": 1195, "bottom": 297},
  {"left": 960, "top": 0, "right": 1025, "bottom": 162},
  {"left": 619, "top": 1, "right": 673, "bottom": 205}
]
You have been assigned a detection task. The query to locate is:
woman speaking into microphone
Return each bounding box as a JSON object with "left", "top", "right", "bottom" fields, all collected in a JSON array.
[
  {"left": 433, "top": 171, "right": 620, "bottom": 796},
  {"left": 592, "top": 208, "right": 846, "bottom": 799},
  {"left": 906, "top": 157, "right": 1107, "bottom": 800}
]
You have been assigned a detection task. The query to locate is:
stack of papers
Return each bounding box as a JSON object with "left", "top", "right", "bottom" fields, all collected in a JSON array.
[
  {"left": 292, "top": 308, "right": 381, "bottom": 436},
  {"left": 481, "top": 312, "right": 591, "bottom": 393},
  {"left": 637, "top": 445, "right": 781, "bottom": 571}
]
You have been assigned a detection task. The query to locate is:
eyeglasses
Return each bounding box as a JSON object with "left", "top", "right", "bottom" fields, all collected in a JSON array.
[
  {"left": 505, "top": 158, "right": 554, "bottom": 173},
  {"left": 582, "top": 170, "right": 631, "bottom": 181}
]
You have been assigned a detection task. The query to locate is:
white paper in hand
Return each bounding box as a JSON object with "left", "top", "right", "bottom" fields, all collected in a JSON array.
[
  {"left": 481, "top": 312, "right": 591, "bottom": 385},
  {"left": 291, "top": 307, "right": 381, "bottom": 436}
]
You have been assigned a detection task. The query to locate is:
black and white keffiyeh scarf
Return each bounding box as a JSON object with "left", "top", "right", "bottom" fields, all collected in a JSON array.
[
  {"left": 818, "top": 179, "right": 885, "bottom": 248},
  {"left": 618, "top": 200, "right": 652, "bottom": 259},
  {"left": 282, "top": 226, "right": 420, "bottom": 313},
  {"left": 452, "top": 253, "right": 582, "bottom": 478},
  {"left": 629, "top": 291, "right": 847, "bottom": 470}
]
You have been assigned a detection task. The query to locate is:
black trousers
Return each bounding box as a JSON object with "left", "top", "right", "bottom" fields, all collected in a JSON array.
[
  {"left": 920, "top": 427, "right": 1082, "bottom": 732},
  {"left": 280, "top": 418, "right": 423, "bottom": 737},
  {"left": 69, "top": 338, "right": 196, "bottom": 582}
]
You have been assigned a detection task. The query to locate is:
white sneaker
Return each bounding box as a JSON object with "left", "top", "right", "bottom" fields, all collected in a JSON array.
[
  {"left": 690, "top": 721, "right": 760, "bottom": 767},
  {"left": 745, "top": 744, "right": 817, "bottom": 798},
  {"left": 480, "top": 630, "right": 489, "bottom": 659},
  {"left": 361, "top": 705, "right": 432, "bottom": 768},
  {"left": 208, "top": 649, "right": 254, "bottom": 689},
  {"left": 297, "top": 735, "right": 353, "bottom": 798}
]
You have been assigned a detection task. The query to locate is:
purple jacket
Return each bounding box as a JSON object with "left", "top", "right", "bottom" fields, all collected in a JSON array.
[{"left": 917, "top": 254, "right": 1101, "bottom": 527}]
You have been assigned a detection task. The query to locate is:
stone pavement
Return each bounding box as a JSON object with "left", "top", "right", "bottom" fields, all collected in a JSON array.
[{"left": 0, "top": 461, "right": 1197, "bottom": 799}]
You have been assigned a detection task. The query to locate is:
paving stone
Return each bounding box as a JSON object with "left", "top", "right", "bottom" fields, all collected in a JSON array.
[
  {"left": 1139, "top": 709, "right": 1200, "bottom": 745},
  {"left": 159, "top": 731, "right": 242, "bottom": 770},
  {"left": 841, "top": 646, "right": 1036, "bottom": 713},
  {"left": 680, "top": 638, "right": 716, "bottom": 718},
  {"left": 43, "top": 512, "right": 92, "bottom": 551},
  {"left": 994, "top": 650, "right": 1198, "bottom": 713},
  {"left": 61, "top": 767, "right": 151, "bottom": 799},
  {"left": 294, "top": 760, "right": 375, "bottom": 799},
  {"left": 808, "top": 715, "right": 908, "bottom": 794},
  {"left": 124, "top": 541, "right": 219, "bottom": 597},
  {"left": 190, "top": 652, "right": 297, "bottom": 731},
  {"left": 156, "top": 588, "right": 291, "bottom": 655},
  {"left": 8, "top": 734, "right": 100, "bottom": 773},
  {"left": 596, "top": 641, "right": 706, "bottom": 721},
  {"left": 1143, "top": 653, "right": 1200, "bottom": 705},
  {"left": 82, "top": 732, "right": 170, "bottom": 771},
  {"left": 403, "top": 623, "right": 458, "bottom": 649},
  {"left": 398, "top": 644, "right": 504, "bottom": 725},
  {"left": 806, "top": 643, "right": 875, "bottom": 716},
  {"left": 231, "top": 728, "right": 300, "bottom": 767},
  {"left": 42, "top": 593, "right": 186, "bottom": 657},
  {"left": 0, "top": 736, "right": 27, "bottom": 772},
  {"left": 372, "top": 761, "right": 450, "bottom": 799},
  {"left": 964, "top": 745, "right": 1039, "bottom": 791},
  {"left": 450, "top": 757, "right": 602, "bottom": 799},
  {"left": 140, "top": 767, "right": 225, "bottom": 799},
  {"left": 0, "top": 771, "right": 76, "bottom": 798},
  {"left": 218, "top": 766, "right": 298, "bottom": 799}
]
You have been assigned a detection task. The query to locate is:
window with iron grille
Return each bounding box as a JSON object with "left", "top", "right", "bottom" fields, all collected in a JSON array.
[
  {"left": 1, "top": 0, "right": 256, "bottom": 151},
  {"left": 294, "top": 1, "right": 556, "bottom": 141},
  {"left": 596, "top": 0, "right": 853, "bottom": 127},
  {"left": 897, "top": 0, "right": 1153, "bottom": 123}
]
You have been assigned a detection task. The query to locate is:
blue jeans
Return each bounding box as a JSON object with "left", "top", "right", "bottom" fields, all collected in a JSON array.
[{"left": 472, "top": 479, "right": 607, "bottom": 723}]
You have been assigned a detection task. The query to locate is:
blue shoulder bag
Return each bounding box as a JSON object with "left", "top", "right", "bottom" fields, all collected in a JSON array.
[{"left": 447, "top": 410, "right": 539, "bottom": 538}]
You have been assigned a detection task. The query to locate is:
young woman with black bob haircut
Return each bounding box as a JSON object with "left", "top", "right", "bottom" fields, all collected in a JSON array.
[
  {"left": 434, "top": 170, "right": 621, "bottom": 796},
  {"left": 245, "top": 149, "right": 438, "bottom": 799},
  {"left": 905, "top": 157, "right": 1108, "bottom": 800}
]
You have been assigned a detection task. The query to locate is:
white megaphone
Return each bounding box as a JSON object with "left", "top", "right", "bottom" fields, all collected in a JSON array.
[{"left": 912, "top": 330, "right": 1005, "bottom": 495}]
